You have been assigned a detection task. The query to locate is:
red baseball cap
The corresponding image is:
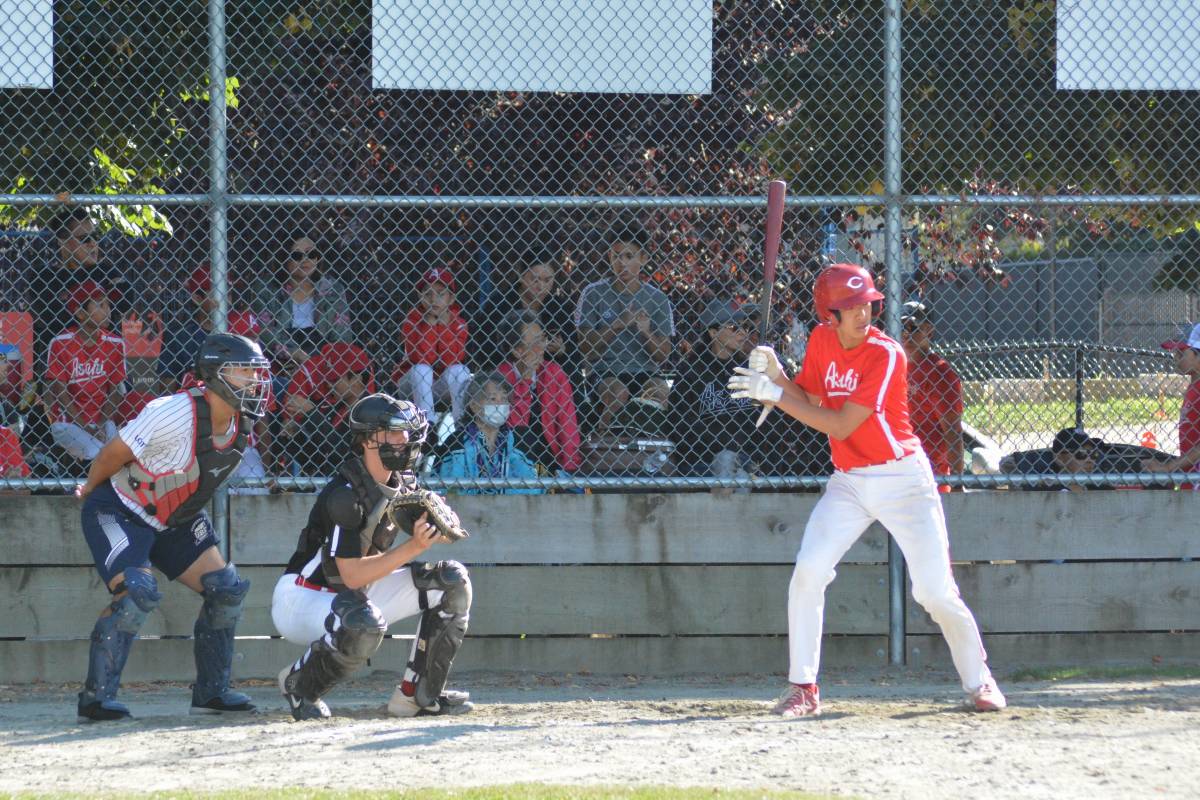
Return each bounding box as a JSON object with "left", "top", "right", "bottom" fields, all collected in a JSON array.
[
  {"left": 227, "top": 310, "right": 262, "bottom": 337},
  {"left": 66, "top": 280, "right": 118, "bottom": 314},
  {"left": 1161, "top": 323, "right": 1200, "bottom": 351},
  {"left": 417, "top": 267, "right": 456, "bottom": 291},
  {"left": 319, "top": 342, "right": 373, "bottom": 383}
]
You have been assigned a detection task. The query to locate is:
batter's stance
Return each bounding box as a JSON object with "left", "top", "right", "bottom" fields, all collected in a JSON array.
[{"left": 728, "top": 263, "right": 1006, "bottom": 717}]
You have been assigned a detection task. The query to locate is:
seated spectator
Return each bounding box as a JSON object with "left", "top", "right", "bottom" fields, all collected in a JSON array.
[
  {"left": 437, "top": 370, "right": 542, "bottom": 494},
  {"left": 157, "top": 264, "right": 219, "bottom": 393},
  {"left": 1002, "top": 428, "right": 1110, "bottom": 492},
  {"left": 575, "top": 223, "right": 674, "bottom": 433},
  {"left": 498, "top": 312, "right": 581, "bottom": 473},
  {"left": 0, "top": 422, "right": 30, "bottom": 494},
  {"left": 45, "top": 280, "right": 126, "bottom": 461},
  {"left": 0, "top": 346, "right": 22, "bottom": 428},
  {"left": 472, "top": 245, "right": 577, "bottom": 373},
  {"left": 395, "top": 267, "right": 472, "bottom": 423},
  {"left": 252, "top": 232, "right": 352, "bottom": 375},
  {"left": 283, "top": 342, "right": 374, "bottom": 477}
]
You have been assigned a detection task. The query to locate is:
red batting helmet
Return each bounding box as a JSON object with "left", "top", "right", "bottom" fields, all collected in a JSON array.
[{"left": 813, "top": 263, "right": 884, "bottom": 324}]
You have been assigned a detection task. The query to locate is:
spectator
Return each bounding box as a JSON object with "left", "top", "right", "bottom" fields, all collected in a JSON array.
[
  {"left": 498, "top": 312, "right": 581, "bottom": 474},
  {"left": 283, "top": 342, "right": 375, "bottom": 477},
  {"left": 575, "top": 223, "right": 674, "bottom": 433},
  {"left": 900, "top": 301, "right": 963, "bottom": 493},
  {"left": 437, "top": 370, "right": 541, "bottom": 494},
  {"left": 0, "top": 346, "right": 22, "bottom": 428},
  {"left": 253, "top": 233, "right": 352, "bottom": 374},
  {"left": 472, "top": 245, "right": 577, "bottom": 373},
  {"left": 0, "top": 422, "right": 30, "bottom": 494},
  {"left": 45, "top": 280, "right": 126, "bottom": 461},
  {"left": 1143, "top": 322, "right": 1200, "bottom": 489},
  {"left": 395, "top": 267, "right": 472, "bottom": 423},
  {"left": 157, "top": 264, "right": 219, "bottom": 393},
  {"left": 1003, "top": 428, "right": 1106, "bottom": 492}
]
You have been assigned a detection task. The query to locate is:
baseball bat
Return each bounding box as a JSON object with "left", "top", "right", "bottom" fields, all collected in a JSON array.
[{"left": 755, "top": 179, "right": 787, "bottom": 428}]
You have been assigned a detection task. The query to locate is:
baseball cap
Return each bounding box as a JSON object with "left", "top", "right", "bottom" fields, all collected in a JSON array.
[
  {"left": 699, "top": 298, "right": 751, "bottom": 329},
  {"left": 1160, "top": 322, "right": 1200, "bottom": 351},
  {"left": 318, "top": 342, "right": 373, "bottom": 383},
  {"left": 417, "top": 267, "right": 456, "bottom": 291},
  {"left": 227, "top": 310, "right": 262, "bottom": 338},
  {"left": 1051, "top": 428, "right": 1102, "bottom": 454},
  {"left": 900, "top": 300, "right": 933, "bottom": 325},
  {"left": 66, "top": 279, "right": 118, "bottom": 314}
]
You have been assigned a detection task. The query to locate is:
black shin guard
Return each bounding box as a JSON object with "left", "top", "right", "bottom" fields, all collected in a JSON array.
[
  {"left": 409, "top": 561, "right": 472, "bottom": 709},
  {"left": 284, "top": 590, "right": 386, "bottom": 703}
]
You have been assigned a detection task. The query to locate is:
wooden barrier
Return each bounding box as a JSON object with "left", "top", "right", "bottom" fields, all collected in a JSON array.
[{"left": 1, "top": 491, "right": 1196, "bottom": 683}]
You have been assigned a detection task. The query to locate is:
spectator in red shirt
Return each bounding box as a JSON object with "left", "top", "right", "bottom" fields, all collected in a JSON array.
[
  {"left": 0, "top": 423, "right": 30, "bottom": 482},
  {"left": 0, "top": 346, "right": 24, "bottom": 428},
  {"left": 1144, "top": 322, "right": 1200, "bottom": 488},
  {"left": 282, "top": 342, "right": 375, "bottom": 476},
  {"left": 395, "top": 267, "right": 471, "bottom": 423},
  {"left": 901, "top": 301, "right": 963, "bottom": 493},
  {"left": 46, "top": 280, "right": 127, "bottom": 461},
  {"left": 498, "top": 311, "right": 581, "bottom": 473}
]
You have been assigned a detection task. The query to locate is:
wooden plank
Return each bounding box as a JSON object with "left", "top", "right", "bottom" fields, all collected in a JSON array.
[
  {"left": 0, "top": 565, "right": 889, "bottom": 638},
  {"left": 229, "top": 492, "right": 889, "bottom": 566},
  {"left": 0, "top": 495, "right": 95, "bottom": 564},
  {"left": 3, "top": 631, "right": 1197, "bottom": 684},
  {"left": 907, "top": 562, "right": 1200, "bottom": 634}
]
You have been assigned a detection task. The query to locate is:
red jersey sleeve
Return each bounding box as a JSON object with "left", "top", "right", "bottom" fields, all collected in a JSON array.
[
  {"left": 848, "top": 341, "right": 904, "bottom": 412},
  {"left": 46, "top": 337, "right": 71, "bottom": 383}
]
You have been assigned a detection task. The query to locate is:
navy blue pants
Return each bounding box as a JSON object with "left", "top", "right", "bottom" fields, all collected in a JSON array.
[{"left": 81, "top": 482, "right": 218, "bottom": 585}]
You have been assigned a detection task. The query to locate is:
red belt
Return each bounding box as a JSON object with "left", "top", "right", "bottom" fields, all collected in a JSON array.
[{"left": 294, "top": 575, "right": 336, "bottom": 593}]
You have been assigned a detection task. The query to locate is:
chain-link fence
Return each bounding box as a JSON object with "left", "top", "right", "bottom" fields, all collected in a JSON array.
[{"left": 2, "top": 1, "right": 1200, "bottom": 493}]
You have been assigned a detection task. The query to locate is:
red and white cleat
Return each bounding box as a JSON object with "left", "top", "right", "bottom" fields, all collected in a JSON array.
[
  {"left": 771, "top": 683, "right": 821, "bottom": 717},
  {"left": 968, "top": 679, "right": 1007, "bottom": 712}
]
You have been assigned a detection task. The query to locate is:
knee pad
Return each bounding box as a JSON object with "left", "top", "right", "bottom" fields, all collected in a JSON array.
[
  {"left": 328, "top": 590, "right": 386, "bottom": 661},
  {"left": 412, "top": 560, "right": 472, "bottom": 617},
  {"left": 111, "top": 567, "right": 162, "bottom": 633},
  {"left": 199, "top": 563, "right": 251, "bottom": 630}
]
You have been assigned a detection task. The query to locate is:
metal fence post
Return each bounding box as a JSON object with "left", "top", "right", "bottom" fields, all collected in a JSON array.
[
  {"left": 883, "top": 0, "right": 907, "bottom": 667},
  {"left": 208, "top": 0, "right": 231, "bottom": 559},
  {"left": 1074, "top": 346, "right": 1085, "bottom": 429}
]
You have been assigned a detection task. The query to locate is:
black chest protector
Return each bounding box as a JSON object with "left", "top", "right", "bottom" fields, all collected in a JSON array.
[{"left": 319, "top": 457, "right": 418, "bottom": 589}]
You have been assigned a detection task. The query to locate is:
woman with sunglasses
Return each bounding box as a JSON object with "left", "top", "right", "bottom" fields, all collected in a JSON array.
[{"left": 253, "top": 235, "right": 353, "bottom": 373}]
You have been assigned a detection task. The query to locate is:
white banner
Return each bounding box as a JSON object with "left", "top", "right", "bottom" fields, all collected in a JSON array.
[
  {"left": 373, "top": 0, "right": 711, "bottom": 95},
  {"left": 1058, "top": 0, "right": 1200, "bottom": 90},
  {"left": 0, "top": 0, "right": 53, "bottom": 89}
]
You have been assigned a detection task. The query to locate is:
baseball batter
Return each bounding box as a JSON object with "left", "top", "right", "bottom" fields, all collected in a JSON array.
[{"left": 728, "top": 263, "right": 1006, "bottom": 717}]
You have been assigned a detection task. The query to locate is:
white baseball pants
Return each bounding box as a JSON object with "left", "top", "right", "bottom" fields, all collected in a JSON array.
[
  {"left": 396, "top": 363, "right": 471, "bottom": 422},
  {"left": 787, "top": 451, "right": 992, "bottom": 692}
]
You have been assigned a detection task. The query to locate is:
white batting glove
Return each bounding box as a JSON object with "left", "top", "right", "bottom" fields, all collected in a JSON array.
[
  {"left": 748, "top": 345, "right": 784, "bottom": 380},
  {"left": 728, "top": 367, "right": 783, "bottom": 405}
]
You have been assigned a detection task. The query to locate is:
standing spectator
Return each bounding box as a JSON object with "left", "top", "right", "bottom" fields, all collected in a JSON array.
[
  {"left": 900, "top": 301, "right": 963, "bottom": 493},
  {"left": 575, "top": 224, "right": 674, "bottom": 433},
  {"left": 395, "top": 267, "right": 472, "bottom": 424},
  {"left": 498, "top": 312, "right": 581, "bottom": 473},
  {"left": 1144, "top": 322, "right": 1200, "bottom": 488},
  {"left": 253, "top": 233, "right": 352, "bottom": 375},
  {"left": 45, "top": 281, "right": 126, "bottom": 461},
  {"left": 282, "top": 342, "right": 375, "bottom": 477},
  {"left": 472, "top": 246, "right": 577, "bottom": 374},
  {"left": 437, "top": 370, "right": 541, "bottom": 494}
]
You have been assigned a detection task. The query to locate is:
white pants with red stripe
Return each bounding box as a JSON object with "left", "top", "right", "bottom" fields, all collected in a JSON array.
[{"left": 787, "top": 451, "right": 992, "bottom": 692}]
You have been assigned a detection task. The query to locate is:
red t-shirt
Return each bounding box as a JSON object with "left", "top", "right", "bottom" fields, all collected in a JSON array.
[
  {"left": 46, "top": 329, "right": 126, "bottom": 426},
  {"left": 0, "top": 425, "right": 29, "bottom": 477},
  {"left": 1179, "top": 379, "right": 1200, "bottom": 479},
  {"left": 399, "top": 306, "right": 468, "bottom": 375},
  {"left": 795, "top": 324, "right": 921, "bottom": 471},
  {"left": 907, "top": 352, "right": 963, "bottom": 476}
]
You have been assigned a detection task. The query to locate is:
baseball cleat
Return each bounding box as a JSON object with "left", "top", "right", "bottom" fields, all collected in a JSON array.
[
  {"left": 278, "top": 666, "right": 331, "bottom": 721},
  {"left": 968, "top": 678, "right": 1007, "bottom": 712},
  {"left": 77, "top": 696, "right": 132, "bottom": 723},
  {"left": 771, "top": 683, "right": 821, "bottom": 717},
  {"left": 387, "top": 685, "right": 474, "bottom": 717}
]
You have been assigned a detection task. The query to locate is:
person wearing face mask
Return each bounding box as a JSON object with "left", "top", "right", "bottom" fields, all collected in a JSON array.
[{"left": 435, "top": 371, "right": 542, "bottom": 494}]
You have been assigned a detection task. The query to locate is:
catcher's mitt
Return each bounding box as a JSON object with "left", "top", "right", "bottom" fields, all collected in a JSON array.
[{"left": 389, "top": 489, "right": 470, "bottom": 542}]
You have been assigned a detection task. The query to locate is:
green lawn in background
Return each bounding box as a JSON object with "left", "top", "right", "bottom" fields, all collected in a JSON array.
[
  {"left": 1007, "top": 664, "right": 1200, "bottom": 682},
  {"left": 964, "top": 397, "right": 1183, "bottom": 435},
  {"left": 2, "top": 789, "right": 837, "bottom": 800}
]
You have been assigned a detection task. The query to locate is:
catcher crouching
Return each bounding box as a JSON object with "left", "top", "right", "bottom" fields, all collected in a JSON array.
[{"left": 271, "top": 393, "right": 473, "bottom": 720}]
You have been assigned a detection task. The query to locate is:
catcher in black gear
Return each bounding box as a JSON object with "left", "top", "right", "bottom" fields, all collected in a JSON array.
[{"left": 270, "top": 392, "right": 474, "bottom": 720}]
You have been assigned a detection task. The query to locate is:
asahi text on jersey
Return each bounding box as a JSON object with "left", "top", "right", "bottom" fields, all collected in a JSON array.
[
  {"left": 69, "top": 358, "right": 109, "bottom": 383},
  {"left": 824, "top": 362, "right": 859, "bottom": 395}
]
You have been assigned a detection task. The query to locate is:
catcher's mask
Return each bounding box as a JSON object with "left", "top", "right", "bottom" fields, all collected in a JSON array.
[
  {"left": 348, "top": 393, "right": 429, "bottom": 471},
  {"left": 194, "top": 333, "right": 272, "bottom": 419}
]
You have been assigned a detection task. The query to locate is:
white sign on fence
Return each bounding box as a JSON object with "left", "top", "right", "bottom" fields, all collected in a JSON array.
[
  {"left": 372, "top": 0, "right": 711, "bottom": 94},
  {"left": 0, "top": 0, "right": 53, "bottom": 89},
  {"left": 1057, "top": 0, "right": 1200, "bottom": 90}
]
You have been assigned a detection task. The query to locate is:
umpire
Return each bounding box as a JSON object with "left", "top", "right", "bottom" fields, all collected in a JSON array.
[{"left": 271, "top": 393, "right": 473, "bottom": 720}]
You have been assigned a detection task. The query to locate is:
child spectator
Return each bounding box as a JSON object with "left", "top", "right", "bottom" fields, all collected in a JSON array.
[
  {"left": 45, "top": 280, "right": 126, "bottom": 461},
  {"left": 27, "top": 209, "right": 114, "bottom": 360},
  {"left": 437, "top": 370, "right": 542, "bottom": 494},
  {"left": 1144, "top": 322, "right": 1200, "bottom": 489},
  {"left": 575, "top": 223, "right": 674, "bottom": 433},
  {"left": 395, "top": 267, "right": 472, "bottom": 423},
  {"left": 282, "top": 342, "right": 375, "bottom": 477},
  {"left": 498, "top": 312, "right": 581, "bottom": 473}
]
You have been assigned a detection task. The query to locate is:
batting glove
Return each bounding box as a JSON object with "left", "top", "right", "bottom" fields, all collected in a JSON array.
[
  {"left": 748, "top": 345, "right": 784, "bottom": 380},
  {"left": 728, "top": 367, "right": 783, "bottom": 405}
]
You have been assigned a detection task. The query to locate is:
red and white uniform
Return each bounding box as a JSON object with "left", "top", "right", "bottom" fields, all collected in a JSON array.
[
  {"left": 785, "top": 324, "right": 992, "bottom": 693},
  {"left": 46, "top": 328, "right": 126, "bottom": 425},
  {"left": 907, "top": 352, "right": 963, "bottom": 479}
]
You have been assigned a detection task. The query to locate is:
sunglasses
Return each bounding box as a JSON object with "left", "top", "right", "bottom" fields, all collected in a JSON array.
[{"left": 288, "top": 250, "right": 318, "bottom": 261}]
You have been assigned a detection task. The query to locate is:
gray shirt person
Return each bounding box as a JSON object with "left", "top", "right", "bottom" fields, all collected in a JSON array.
[{"left": 575, "top": 279, "right": 674, "bottom": 377}]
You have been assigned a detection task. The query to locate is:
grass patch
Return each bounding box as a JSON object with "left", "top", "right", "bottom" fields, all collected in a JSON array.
[
  {"left": 1008, "top": 664, "right": 1200, "bottom": 682},
  {"left": 2, "top": 787, "right": 839, "bottom": 800},
  {"left": 965, "top": 396, "right": 1182, "bottom": 436}
]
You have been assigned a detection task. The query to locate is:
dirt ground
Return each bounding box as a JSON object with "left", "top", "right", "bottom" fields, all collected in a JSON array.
[{"left": 0, "top": 670, "right": 1196, "bottom": 799}]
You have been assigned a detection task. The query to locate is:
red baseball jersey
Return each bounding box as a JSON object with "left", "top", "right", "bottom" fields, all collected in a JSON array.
[
  {"left": 907, "top": 352, "right": 963, "bottom": 476},
  {"left": 46, "top": 329, "right": 126, "bottom": 426},
  {"left": 0, "top": 425, "right": 29, "bottom": 477},
  {"left": 1180, "top": 379, "right": 1200, "bottom": 478},
  {"left": 795, "top": 324, "right": 921, "bottom": 471}
]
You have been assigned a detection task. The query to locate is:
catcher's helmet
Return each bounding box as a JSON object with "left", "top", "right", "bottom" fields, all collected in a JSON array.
[
  {"left": 813, "top": 263, "right": 884, "bottom": 325},
  {"left": 348, "top": 393, "right": 429, "bottom": 471},
  {"left": 194, "top": 333, "right": 272, "bottom": 419}
]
